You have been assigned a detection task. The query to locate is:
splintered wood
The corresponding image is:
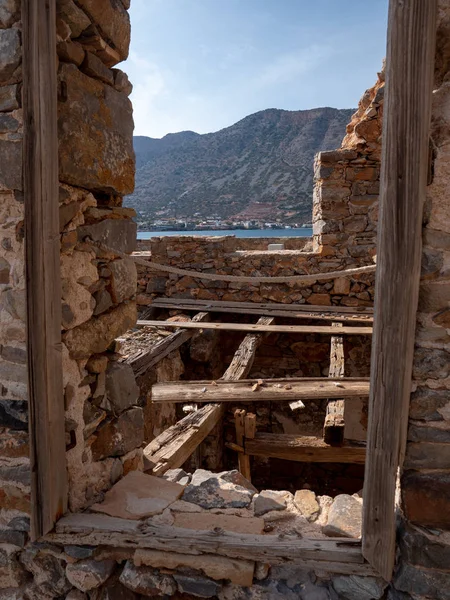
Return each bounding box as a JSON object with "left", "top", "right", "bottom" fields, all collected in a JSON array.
[
  {"left": 126, "top": 312, "right": 209, "bottom": 376},
  {"left": 143, "top": 404, "right": 224, "bottom": 476},
  {"left": 324, "top": 322, "right": 346, "bottom": 446},
  {"left": 222, "top": 316, "right": 274, "bottom": 380}
]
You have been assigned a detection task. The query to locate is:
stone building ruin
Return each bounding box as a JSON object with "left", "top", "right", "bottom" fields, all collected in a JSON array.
[{"left": 0, "top": 0, "right": 449, "bottom": 599}]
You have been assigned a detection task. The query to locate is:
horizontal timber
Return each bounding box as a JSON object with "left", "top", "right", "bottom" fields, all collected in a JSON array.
[
  {"left": 245, "top": 433, "right": 366, "bottom": 463},
  {"left": 152, "top": 297, "right": 373, "bottom": 313},
  {"left": 151, "top": 299, "right": 373, "bottom": 324},
  {"left": 151, "top": 377, "right": 370, "bottom": 404},
  {"left": 138, "top": 320, "right": 373, "bottom": 336},
  {"left": 47, "top": 513, "right": 375, "bottom": 574}
]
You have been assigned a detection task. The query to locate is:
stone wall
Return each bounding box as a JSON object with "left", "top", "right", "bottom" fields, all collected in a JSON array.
[{"left": 136, "top": 235, "right": 375, "bottom": 309}]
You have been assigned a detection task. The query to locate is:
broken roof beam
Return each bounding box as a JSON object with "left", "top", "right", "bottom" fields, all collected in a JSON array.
[
  {"left": 137, "top": 320, "right": 373, "bottom": 336},
  {"left": 125, "top": 312, "right": 209, "bottom": 376},
  {"left": 151, "top": 378, "right": 370, "bottom": 404},
  {"left": 324, "top": 322, "right": 346, "bottom": 446},
  {"left": 143, "top": 403, "right": 225, "bottom": 476},
  {"left": 222, "top": 316, "right": 274, "bottom": 381},
  {"left": 246, "top": 433, "right": 366, "bottom": 464}
]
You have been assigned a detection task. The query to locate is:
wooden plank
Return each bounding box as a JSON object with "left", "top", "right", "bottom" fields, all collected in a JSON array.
[
  {"left": 324, "top": 323, "right": 346, "bottom": 446},
  {"left": 151, "top": 297, "right": 374, "bottom": 315},
  {"left": 126, "top": 312, "right": 208, "bottom": 376},
  {"left": 246, "top": 434, "right": 366, "bottom": 464},
  {"left": 151, "top": 378, "right": 370, "bottom": 404},
  {"left": 23, "top": 0, "right": 67, "bottom": 540},
  {"left": 234, "top": 409, "right": 251, "bottom": 481},
  {"left": 50, "top": 513, "right": 368, "bottom": 568},
  {"left": 244, "top": 414, "right": 257, "bottom": 439},
  {"left": 362, "top": 0, "right": 437, "bottom": 581},
  {"left": 143, "top": 404, "right": 224, "bottom": 476},
  {"left": 222, "top": 316, "right": 274, "bottom": 380},
  {"left": 151, "top": 300, "right": 373, "bottom": 324},
  {"left": 138, "top": 320, "right": 373, "bottom": 336}
]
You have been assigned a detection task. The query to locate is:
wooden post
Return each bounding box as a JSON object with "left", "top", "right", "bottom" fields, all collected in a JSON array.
[
  {"left": 362, "top": 0, "right": 437, "bottom": 580},
  {"left": 23, "top": 0, "right": 67, "bottom": 538},
  {"left": 324, "top": 322, "right": 345, "bottom": 445},
  {"left": 234, "top": 409, "right": 251, "bottom": 481}
]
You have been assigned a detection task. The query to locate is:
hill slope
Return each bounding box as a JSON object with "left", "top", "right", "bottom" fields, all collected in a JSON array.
[{"left": 127, "top": 107, "right": 354, "bottom": 226}]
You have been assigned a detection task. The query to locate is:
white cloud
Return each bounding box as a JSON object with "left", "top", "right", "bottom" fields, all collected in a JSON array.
[{"left": 252, "top": 44, "right": 332, "bottom": 90}]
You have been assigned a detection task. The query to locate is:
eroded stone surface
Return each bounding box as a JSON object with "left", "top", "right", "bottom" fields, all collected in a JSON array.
[
  {"left": 322, "top": 494, "right": 362, "bottom": 538},
  {"left": 119, "top": 561, "right": 177, "bottom": 597},
  {"left": 294, "top": 490, "right": 320, "bottom": 522},
  {"left": 66, "top": 559, "right": 115, "bottom": 592},
  {"left": 332, "top": 576, "right": 387, "bottom": 600},
  {"left": 91, "top": 471, "right": 185, "bottom": 519},
  {"left": 182, "top": 469, "right": 257, "bottom": 509},
  {"left": 253, "top": 490, "right": 289, "bottom": 516}
]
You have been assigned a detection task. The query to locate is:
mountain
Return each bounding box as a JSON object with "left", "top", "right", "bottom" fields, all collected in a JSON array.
[{"left": 127, "top": 107, "right": 354, "bottom": 227}]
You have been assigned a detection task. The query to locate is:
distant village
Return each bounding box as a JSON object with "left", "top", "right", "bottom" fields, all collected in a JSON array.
[{"left": 136, "top": 215, "right": 313, "bottom": 232}]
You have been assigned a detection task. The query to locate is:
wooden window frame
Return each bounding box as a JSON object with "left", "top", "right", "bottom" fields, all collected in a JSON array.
[{"left": 24, "top": 0, "right": 436, "bottom": 581}]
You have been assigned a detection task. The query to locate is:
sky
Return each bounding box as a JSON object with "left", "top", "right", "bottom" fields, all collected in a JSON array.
[{"left": 124, "top": 0, "right": 388, "bottom": 139}]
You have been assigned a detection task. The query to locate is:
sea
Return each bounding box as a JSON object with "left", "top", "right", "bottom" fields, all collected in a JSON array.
[{"left": 137, "top": 228, "right": 313, "bottom": 239}]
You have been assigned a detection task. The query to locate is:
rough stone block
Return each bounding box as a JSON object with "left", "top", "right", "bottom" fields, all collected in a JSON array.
[
  {"left": 119, "top": 561, "right": 177, "bottom": 597},
  {"left": 405, "top": 441, "right": 450, "bottom": 469},
  {"left": 81, "top": 51, "right": 114, "bottom": 85},
  {"left": 394, "top": 562, "right": 450, "bottom": 600},
  {"left": 333, "top": 277, "right": 351, "bottom": 295},
  {"left": 0, "top": 0, "right": 20, "bottom": 28},
  {"left": 0, "top": 140, "right": 22, "bottom": 191},
  {"left": 0, "top": 400, "right": 28, "bottom": 430},
  {"left": 77, "top": 219, "right": 137, "bottom": 255},
  {"left": 109, "top": 258, "right": 137, "bottom": 303},
  {"left": 174, "top": 574, "right": 221, "bottom": 598},
  {"left": 57, "top": 40, "right": 86, "bottom": 66},
  {"left": 66, "top": 559, "right": 115, "bottom": 592},
  {"left": 0, "top": 114, "right": 19, "bottom": 133},
  {"left": 113, "top": 68, "right": 132, "bottom": 95},
  {"left": 409, "top": 387, "right": 450, "bottom": 422},
  {"left": 413, "top": 347, "right": 450, "bottom": 379},
  {"left": 0, "top": 84, "right": 19, "bottom": 111},
  {"left": 105, "top": 362, "right": 139, "bottom": 413},
  {"left": 57, "top": 0, "right": 91, "bottom": 38},
  {"left": 58, "top": 63, "right": 134, "bottom": 195},
  {"left": 182, "top": 469, "right": 257, "bottom": 509},
  {"left": 63, "top": 301, "right": 137, "bottom": 359},
  {"left": 398, "top": 522, "right": 450, "bottom": 571},
  {"left": 402, "top": 470, "right": 450, "bottom": 528},
  {"left": 76, "top": 0, "right": 131, "bottom": 61},
  {"left": 332, "top": 575, "right": 387, "bottom": 600},
  {"left": 90, "top": 407, "right": 144, "bottom": 461},
  {"left": 322, "top": 494, "right": 362, "bottom": 538},
  {"left": 294, "top": 489, "right": 320, "bottom": 522},
  {"left": 20, "top": 550, "right": 71, "bottom": 596},
  {"left": 253, "top": 490, "right": 289, "bottom": 516},
  {"left": 0, "top": 29, "right": 20, "bottom": 84}
]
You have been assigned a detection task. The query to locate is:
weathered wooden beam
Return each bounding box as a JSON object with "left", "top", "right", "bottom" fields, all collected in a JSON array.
[
  {"left": 324, "top": 322, "right": 346, "bottom": 446},
  {"left": 362, "top": 0, "right": 437, "bottom": 581},
  {"left": 151, "top": 378, "right": 370, "bottom": 404},
  {"left": 151, "top": 297, "right": 374, "bottom": 315},
  {"left": 234, "top": 409, "right": 251, "bottom": 481},
  {"left": 246, "top": 433, "right": 366, "bottom": 464},
  {"left": 23, "top": 0, "right": 67, "bottom": 540},
  {"left": 222, "top": 316, "right": 274, "bottom": 380},
  {"left": 49, "top": 513, "right": 372, "bottom": 572},
  {"left": 151, "top": 299, "right": 374, "bottom": 323},
  {"left": 143, "top": 404, "right": 224, "bottom": 476},
  {"left": 126, "top": 312, "right": 208, "bottom": 376},
  {"left": 138, "top": 320, "right": 373, "bottom": 336}
]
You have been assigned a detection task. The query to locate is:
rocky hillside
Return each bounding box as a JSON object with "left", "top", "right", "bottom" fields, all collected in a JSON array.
[{"left": 127, "top": 107, "right": 354, "bottom": 226}]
